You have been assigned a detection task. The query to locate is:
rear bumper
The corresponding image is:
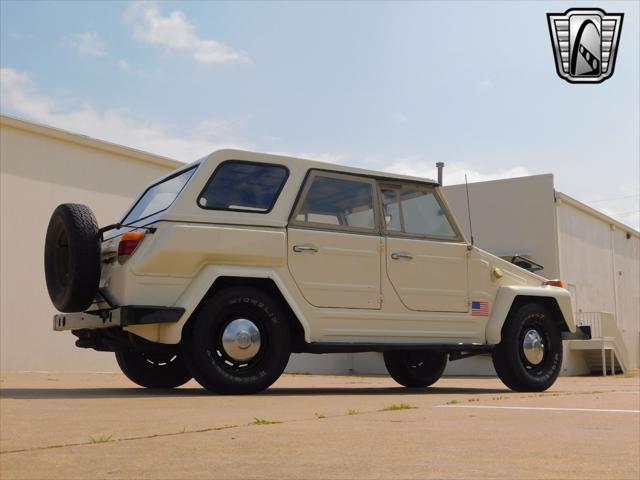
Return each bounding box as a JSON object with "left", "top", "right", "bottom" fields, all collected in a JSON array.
[{"left": 53, "top": 305, "right": 184, "bottom": 331}]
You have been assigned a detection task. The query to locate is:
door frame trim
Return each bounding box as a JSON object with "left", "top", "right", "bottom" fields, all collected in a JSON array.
[
  {"left": 377, "top": 182, "right": 466, "bottom": 243},
  {"left": 289, "top": 170, "right": 384, "bottom": 235}
]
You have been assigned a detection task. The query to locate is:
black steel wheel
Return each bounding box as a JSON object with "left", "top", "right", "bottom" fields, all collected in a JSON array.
[
  {"left": 383, "top": 350, "right": 448, "bottom": 388},
  {"left": 115, "top": 350, "right": 192, "bottom": 389},
  {"left": 492, "top": 302, "right": 562, "bottom": 392},
  {"left": 183, "top": 287, "right": 291, "bottom": 394}
]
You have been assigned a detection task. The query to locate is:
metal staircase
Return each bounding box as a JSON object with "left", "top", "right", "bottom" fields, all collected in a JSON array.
[{"left": 568, "top": 312, "right": 628, "bottom": 375}]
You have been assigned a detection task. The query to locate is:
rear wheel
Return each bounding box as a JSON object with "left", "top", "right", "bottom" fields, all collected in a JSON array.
[
  {"left": 492, "top": 303, "right": 562, "bottom": 392},
  {"left": 115, "top": 350, "right": 192, "bottom": 389},
  {"left": 383, "top": 350, "right": 447, "bottom": 388},
  {"left": 183, "top": 287, "right": 291, "bottom": 394}
]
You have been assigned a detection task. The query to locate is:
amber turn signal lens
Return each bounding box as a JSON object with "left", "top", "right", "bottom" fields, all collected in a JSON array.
[
  {"left": 118, "top": 231, "right": 145, "bottom": 263},
  {"left": 544, "top": 279, "right": 564, "bottom": 288}
]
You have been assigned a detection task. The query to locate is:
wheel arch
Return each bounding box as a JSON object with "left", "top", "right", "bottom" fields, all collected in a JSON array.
[
  {"left": 179, "top": 275, "right": 309, "bottom": 353},
  {"left": 486, "top": 286, "right": 576, "bottom": 345}
]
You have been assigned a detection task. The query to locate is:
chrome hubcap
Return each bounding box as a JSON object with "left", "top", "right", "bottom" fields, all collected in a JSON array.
[
  {"left": 221, "top": 318, "right": 261, "bottom": 362},
  {"left": 522, "top": 329, "right": 545, "bottom": 365}
]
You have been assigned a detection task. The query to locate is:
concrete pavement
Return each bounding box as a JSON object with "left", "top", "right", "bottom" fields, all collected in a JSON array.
[{"left": 1, "top": 372, "right": 639, "bottom": 479}]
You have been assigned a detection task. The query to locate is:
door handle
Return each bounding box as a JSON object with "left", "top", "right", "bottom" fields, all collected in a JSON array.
[
  {"left": 391, "top": 251, "right": 413, "bottom": 260},
  {"left": 293, "top": 244, "right": 318, "bottom": 253}
]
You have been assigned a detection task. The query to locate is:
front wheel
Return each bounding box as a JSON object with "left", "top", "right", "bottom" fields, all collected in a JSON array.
[
  {"left": 492, "top": 303, "right": 563, "bottom": 392},
  {"left": 115, "top": 350, "right": 192, "bottom": 389},
  {"left": 383, "top": 350, "right": 447, "bottom": 388},
  {"left": 183, "top": 287, "right": 291, "bottom": 394}
]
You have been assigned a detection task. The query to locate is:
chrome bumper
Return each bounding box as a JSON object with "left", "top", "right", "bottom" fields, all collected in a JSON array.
[{"left": 53, "top": 306, "right": 184, "bottom": 331}]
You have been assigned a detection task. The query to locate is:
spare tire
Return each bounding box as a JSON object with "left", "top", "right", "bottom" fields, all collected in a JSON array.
[{"left": 44, "top": 204, "right": 101, "bottom": 312}]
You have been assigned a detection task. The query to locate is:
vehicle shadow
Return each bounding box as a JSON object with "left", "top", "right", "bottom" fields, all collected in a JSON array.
[{"left": 0, "top": 385, "right": 509, "bottom": 400}]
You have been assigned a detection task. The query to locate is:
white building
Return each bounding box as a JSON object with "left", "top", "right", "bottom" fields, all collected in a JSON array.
[
  {"left": 1, "top": 114, "right": 637, "bottom": 376},
  {"left": 443, "top": 175, "right": 639, "bottom": 376},
  {"left": 0, "top": 115, "right": 179, "bottom": 371}
]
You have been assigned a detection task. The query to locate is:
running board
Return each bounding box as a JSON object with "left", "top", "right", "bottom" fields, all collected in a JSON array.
[{"left": 303, "top": 342, "right": 494, "bottom": 354}]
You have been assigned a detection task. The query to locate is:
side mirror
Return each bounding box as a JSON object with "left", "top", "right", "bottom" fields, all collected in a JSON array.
[{"left": 385, "top": 214, "right": 393, "bottom": 225}]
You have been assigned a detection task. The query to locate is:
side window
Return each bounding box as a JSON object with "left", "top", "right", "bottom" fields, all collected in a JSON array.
[
  {"left": 381, "top": 186, "right": 458, "bottom": 239},
  {"left": 292, "top": 173, "right": 376, "bottom": 231},
  {"left": 198, "top": 161, "right": 288, "bottom": 213}
]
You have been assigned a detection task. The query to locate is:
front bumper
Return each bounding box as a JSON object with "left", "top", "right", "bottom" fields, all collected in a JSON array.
[
  {"left": 561, "top": 325, "right": 592, "bottom": 341},
  {"left": 53, "top": 305, "right": 184, "bottom": 331}
]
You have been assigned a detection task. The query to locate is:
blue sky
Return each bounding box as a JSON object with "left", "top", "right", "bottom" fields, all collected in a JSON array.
[{"left": 1, "top": 0, "right": 638, "bottom": 229}]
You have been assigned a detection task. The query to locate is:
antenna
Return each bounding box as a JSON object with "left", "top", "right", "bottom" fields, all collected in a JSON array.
[{"left": 464, "top": 174, "right": 475, "bottom": 248}]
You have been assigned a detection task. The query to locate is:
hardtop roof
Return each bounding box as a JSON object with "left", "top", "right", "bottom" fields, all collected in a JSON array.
[{"left": 201, "top": 149, "right": 439, "bottom": 185}]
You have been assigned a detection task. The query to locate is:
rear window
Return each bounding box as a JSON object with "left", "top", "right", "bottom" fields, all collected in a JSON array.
[
  {"left": 198, "top": 161, "right": 288, "bottom": 213},
  {"left": 122, "top": 167, "right": 195, "bottom": 224}
]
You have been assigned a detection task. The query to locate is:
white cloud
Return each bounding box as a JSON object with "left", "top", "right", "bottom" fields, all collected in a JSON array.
[
  {"left": 116, "top": 59, "right": 130, "bottom": 71},
  {"left": 114, "top": 59, "right": 157, "bottom": 79},
  {"left": 125, "top": 2, "right": 250, "bottom": 65},
  {"left": 381, "top": 155, "right": 531, "bottom": 185},
  {"left": 62, "top": 32, "right": 106, "bottom": 58},
  {"left": 0, "top": 67, "right": 245, "bottom": 161}
]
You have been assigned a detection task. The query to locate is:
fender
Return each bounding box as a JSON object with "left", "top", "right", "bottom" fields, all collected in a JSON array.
[
  {"left": 486, "top": 285, "right": 576, "bottom": 345},
  {"left": 132, "top": 265, "right": 313, "bottom": 344}
]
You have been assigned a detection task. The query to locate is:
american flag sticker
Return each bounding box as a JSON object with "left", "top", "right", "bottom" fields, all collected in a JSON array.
[{"left": 471, "top": 301, "right": 489, "bottom": 317}]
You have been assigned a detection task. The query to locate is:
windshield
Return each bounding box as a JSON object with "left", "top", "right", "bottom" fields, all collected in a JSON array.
[{"left": 122, "top": 167, "right": 196, "bottom": 224}]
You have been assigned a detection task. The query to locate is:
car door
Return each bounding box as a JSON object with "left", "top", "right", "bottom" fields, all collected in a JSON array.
[
  {"left": 380, "top": 183, "right": 469, "bottom": 313},
  {"left": 288, "top": 171, "right": 382, "bottom": 309}
]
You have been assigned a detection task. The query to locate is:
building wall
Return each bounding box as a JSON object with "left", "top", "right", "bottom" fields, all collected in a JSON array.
[
  {"left": 442, "top": 175, "right": 639, "bottom": 374},
  {"left": 614, "top": 227, "right": 640, "bottom": 367},
  {"left": 443, "top": 174, "right": 559, "bottom": 278},
  {"left": 0, "top": 116, "right": 179, "bottom": 371},
  {"left": 557, "top": 198, "right": 640, "bottom": 369}
]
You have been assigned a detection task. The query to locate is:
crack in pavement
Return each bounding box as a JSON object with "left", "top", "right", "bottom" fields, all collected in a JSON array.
[
  {"left": 0, "top": 407, "right": 401, "bottom": 455},
  {"left": 0, "top": 423, "right": 243, "bottom": 455},
  {"left": 2, "top": 387, "right": 634, "bottom": 455}
]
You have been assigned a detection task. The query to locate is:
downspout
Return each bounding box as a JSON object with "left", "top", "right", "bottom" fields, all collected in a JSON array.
[{"left": 553, "top": 190, "right": 563, "bottom": 280}]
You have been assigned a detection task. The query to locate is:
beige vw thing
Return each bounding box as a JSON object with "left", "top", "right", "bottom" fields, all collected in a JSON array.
[{"left": 45, "top": 150, "right": 587, "bottom": 394}]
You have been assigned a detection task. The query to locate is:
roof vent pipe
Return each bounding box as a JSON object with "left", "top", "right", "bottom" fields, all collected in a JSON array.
[{"left": 436, "top": 162, "right": 445, "bottom": 185}]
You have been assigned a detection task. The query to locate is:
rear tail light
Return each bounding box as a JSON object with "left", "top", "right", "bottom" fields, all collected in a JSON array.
[
  {"left": 118, "top": 231, "right": 145, "bottom": 264},
  {"left": 543, "top": 279, "right": 564, "bottom": 288}
]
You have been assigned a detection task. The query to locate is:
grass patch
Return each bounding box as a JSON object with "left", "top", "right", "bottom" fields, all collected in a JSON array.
[
  {"left": 251, "top": 417, "right": 281, "bottom": 426},
  {"left": 492, "top": 395, "right": 508, "bottom": 401},
  {"left": 445, "top": 399, "right": 459, "bottom": 405},
  {"left": 381, "top": 403, "right": 415, "bottom": 411},
  {"left": 347, "top": 409, "right": 358, "bottom": 415},
  {"left": 89, "top": 434, "right": 113, "bottom": 444},
  {"left": 467, "top": 397, "right": 480, "bottom": 402},
  {"left": 314, "top": 413, "right": 326, "bottom": 419}
]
